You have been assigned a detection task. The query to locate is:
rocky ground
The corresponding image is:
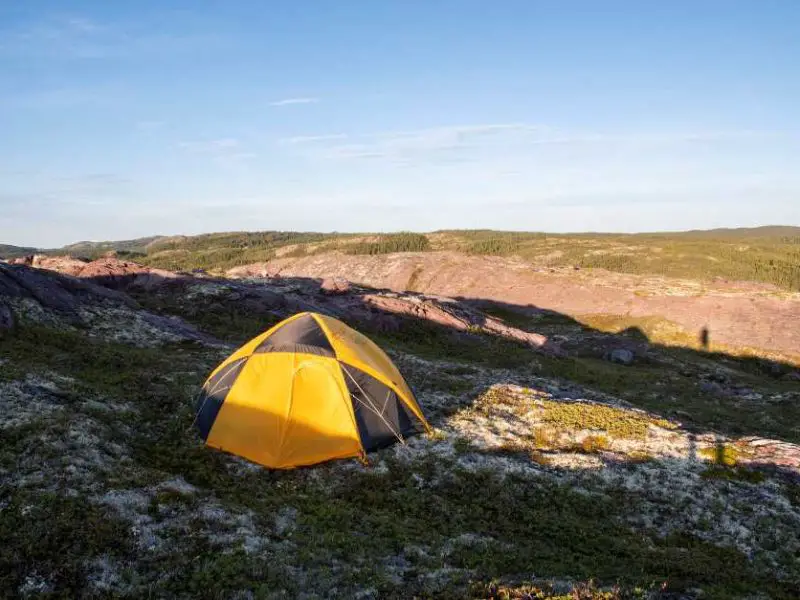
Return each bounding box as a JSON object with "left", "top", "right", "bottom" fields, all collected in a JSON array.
[
  {"left": 1, "top": 256, "right": 799, "bottom": 599},
  {"left": 235, "top": 251, "right": 800, "bottom": 360}
]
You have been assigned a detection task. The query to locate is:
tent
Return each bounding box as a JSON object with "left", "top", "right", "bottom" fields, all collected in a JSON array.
[{"left": 194, "top": 312, "right": 431, "bottom": 468}]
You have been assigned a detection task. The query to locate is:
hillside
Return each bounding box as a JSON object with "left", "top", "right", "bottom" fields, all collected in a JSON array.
[
  {"left": 3, "top": 227, "right": 799, "bottom": 291},
  {"left": 231, "top": 251, "right": 800, "bottom": 359},
  {"left": 1, "top": 254, "right": 799, "bottom": 598},
  {"left": 139, "top": 227, "right": 800, "bottom": 293},
  {"left": 0, "top": 244, "right": 39, "bottom": 259},
  {"left": 61, "top": 236, "right": 166, "bottom": 258}
]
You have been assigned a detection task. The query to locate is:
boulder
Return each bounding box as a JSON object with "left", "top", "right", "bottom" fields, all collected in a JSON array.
[
  {"left": 0, "top": 262, "right": 83, "bottom": 315},
  {"left": 700, "top": 381, "right": 725, "bottom": 395},
  {"left": 7, "top": 255, "right": 35, "bottom": 266},
  {"left": 320, "top": 277, "right": 351, "bottom": 295},
  {"left": 30, "top": 255, "right": 91, "bottom": 276},
  {"left": 12, "top": 256, "right": 183, "bottom": 293},
  {"left": 607, "top": 348, "right": 635, "bottom": 365},
  {"left": 0, "top": 261, "right": 221, "bottom": 346}
]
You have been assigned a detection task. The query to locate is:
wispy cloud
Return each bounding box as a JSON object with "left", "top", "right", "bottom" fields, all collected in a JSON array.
[
  {"left": 178, "top": 138, "right": 240, "bottom": 152},
  {"left": 177, "top": 138, "right": 256, "bottom": 168},
  {"left": 0, "top": 173, "right": 134, "bottom": 220},
  {"left": 279, "top": 123, "right": 789, "bottom": 167},
  {"left": 269, "top": 97, "right": 320, "bottom": 107},
  {"left": 62, "top": 17, "right": 104, "bottom": 34},
  {"left": 283, "top": 123, "right": 541, "bottom": 163},
  {"left": 278, "top": 134, "right": 348, "bottom": 145},
  {"left": 0, "top": 15, "right": 224, "bottom": 60},
  {"left": 519, "top": 129, "right": 784, "bottom": 147}
]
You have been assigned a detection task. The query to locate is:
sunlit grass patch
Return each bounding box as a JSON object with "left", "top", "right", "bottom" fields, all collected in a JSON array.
[
  {"left": 576, "top": 314, "right": 696, "bottom": 348},
  {"left": 699, "top": 443, "right": 739, "bottom": 467},
  {"left": 474, "top": 386, "right": 675, "bottom": 440}
]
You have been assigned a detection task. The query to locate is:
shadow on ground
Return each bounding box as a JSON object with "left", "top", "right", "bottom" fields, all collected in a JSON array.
[
  {"left": 2, "top": 263, "right": 800, "bottom": 597},
  {"left": 66, "top": 268, "right": 800, "bottom": 446}
]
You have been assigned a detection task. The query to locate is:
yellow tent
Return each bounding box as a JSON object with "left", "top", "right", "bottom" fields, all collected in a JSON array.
[{"left": 194, "top": 312, "right": 431, "bottom": 468}]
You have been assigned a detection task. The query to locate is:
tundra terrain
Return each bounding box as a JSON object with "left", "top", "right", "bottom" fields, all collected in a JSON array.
[{"left": 1, "top": 229, "right": 799, "bottom": 599}]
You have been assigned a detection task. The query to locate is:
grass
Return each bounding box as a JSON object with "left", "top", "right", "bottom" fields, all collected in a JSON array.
[
  {"left": 128, "top": 287, "right": 280, "bottom": 345},
  {"left": 579, "top": 434, "right": 611, "bottom": 453},
  {"left": 469, "top": 579, "right": 657, "bottom": 599},
  {"left": 365, "top": 314, "right": 800, "bottom": 445},
  {"left": 0, "top": 491, "right": 133, "bottom": 595},
  {"left": 534, "top": 427, "right": 559, "bottom": 449},
  {"left": 699, "top": 443, "right": 740, "bottom": 467},
  {"left": 13, "top": 226, "right": 799, "bottom": 291},
  {"left": 537, "top": 400, "right": 674, "bottom": 439},
  {"left": 285, "top": 457, "right": 781, "bottom": 598},
  {"left": 2, "top": 314, "right": 800, "bottom": 597},
  {"left": 576, "top": 314, "right": 800, "bottom": 367},
  {"left": 475, "top": 387, "right": 674, "bottom": 439},
  {"left": 2, "top": 260, "right": 800, "bottom": 598},
  {"left": 417, "top": 369, "right": 476, "bottom": 396},
  {"left": 576, "top": 314, "right": 698, "bottom": 348},
  {"left": 436, "top": 228, "right": 800, "bottom": 291},
  {"left": 701, "top": 466, "right": 766, "bottom": 484},
  {"left": 140, "top": 231, "right": 342, "bottom": 271}
]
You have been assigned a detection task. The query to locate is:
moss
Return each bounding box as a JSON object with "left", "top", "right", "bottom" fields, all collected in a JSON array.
[
  {"left": 701, "top": 466, "right": 766, "bottom": 484},
  {"left": 626, "top": 451, "right": 654, "bottom": 464},
  {"left": 786, "top": 483, "right": 800, "bottom": 508},
  {"left": 579, "top": 434, "right": 611, "bottom": 454},
  {"left": 148, "top": 488, "right": 197, "bottom": 516},
  {"left": 539, "top": 401, "right": 672, "bottom": 439},
  {"left": 2, "top": 300, "right": 799, "bottom": 597},
  {"left": 453, "top": 437, "right": 475, "bottom": 454},
  {"left": 534, "top": 427, "right": 558, "bottom": 449},
  {"left": 475, "top": 387, "right": 674, "bottom": 440},
  {"left": 0, "top": 491, "right": 133, "bottom": 594},
  {"left": 304, "top": 459, "right": 785, "bottom": 597},
  {"left": 426, "top": 429, "right": 448, "bottom": 442},
  {"left": 529, "top": 451, "right": 553, "bottom": 467},
  {"left": 699, "top": 444, "right": 739, "bottom": 467},
  {"left": 420, "top": 371, "right": 475, "bottom": 396},
  {"left": 469, "top": 579, "right": 652, "bottom": 599},
  {"left": 130, "top": 289, "right": 279, "bottom": 344},
  {"left": 155, "top": 547, "right": 294, "bottom": 597}
]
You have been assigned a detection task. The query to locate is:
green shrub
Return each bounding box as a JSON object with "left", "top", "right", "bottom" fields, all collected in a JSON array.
[{"left": 342, "top": 233, "right": 431, "bottom": 255}]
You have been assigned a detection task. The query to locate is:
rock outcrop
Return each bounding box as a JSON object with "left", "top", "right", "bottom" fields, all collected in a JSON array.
[
  {"left": 0, "top": 261, "right": 216, "bottom": 345},
  {"left": 231, "top": 251, "right": 800, "bottom": 358},
  {"left": 23, "top": 256, "right": 559, "bottom": 354},
  {"left": 9, "top": 255, "right": 179, "bottom": 291},
  {"left": 319, "top": 277, "right": 351, "bottom": 295}
]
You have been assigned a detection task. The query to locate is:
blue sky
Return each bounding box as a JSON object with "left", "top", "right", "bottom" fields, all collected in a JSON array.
[{"left": 1, "top": 1, "right": 798, "bottom": 247}]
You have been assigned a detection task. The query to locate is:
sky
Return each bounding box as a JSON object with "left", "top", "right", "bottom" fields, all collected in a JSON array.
[{"left": 1, "top": 1, "right": 799, "bottom": 247}]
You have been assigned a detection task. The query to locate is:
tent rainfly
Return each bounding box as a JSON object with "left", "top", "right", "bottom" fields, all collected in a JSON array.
[{"left": 194, "top": 312, "right": 431, "bottom": 468}]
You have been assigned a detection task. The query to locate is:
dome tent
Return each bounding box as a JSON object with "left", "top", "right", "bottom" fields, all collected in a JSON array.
[{"left": 195, "top": 312, "right": 431, "bottom": 468}]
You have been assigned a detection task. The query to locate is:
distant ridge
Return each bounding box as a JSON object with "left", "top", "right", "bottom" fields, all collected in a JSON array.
[
  {"left": 4, "top": 225, "right": 799, "bottom": 255},
  {"left": 659, "top": 225, "right": 800, "bottom": 239},
  {"left": 62, "top": 235, "right": 166, "bottom": 255},
  {"left": 0, "top": 244, "right": 38, "bottom": 259}
]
